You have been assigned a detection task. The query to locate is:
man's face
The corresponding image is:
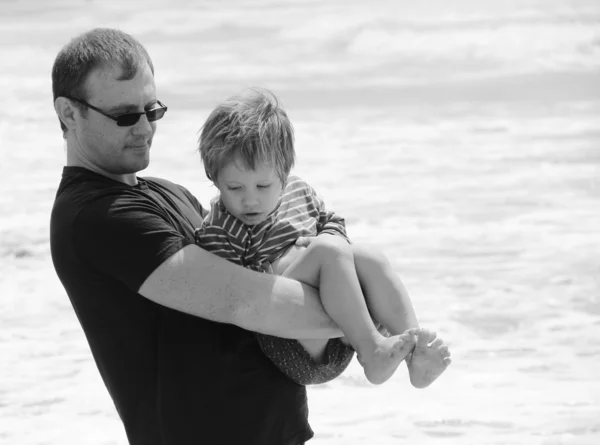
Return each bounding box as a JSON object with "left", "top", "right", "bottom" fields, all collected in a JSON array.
[
  {"left": 72, "top": 63, "right": 158, "bottom": 177},
  {"left": 216, "top": 158, "right": 283, "bottom": 226}
]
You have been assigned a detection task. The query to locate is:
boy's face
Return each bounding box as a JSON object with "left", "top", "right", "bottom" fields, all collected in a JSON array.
[{"left": 216, "top": 158, "right": 284, "bottom": 226}]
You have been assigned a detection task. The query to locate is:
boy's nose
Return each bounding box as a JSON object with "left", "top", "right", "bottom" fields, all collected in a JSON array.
[{"left": 242, "top": 194, "right": 259, "bottom": 206}]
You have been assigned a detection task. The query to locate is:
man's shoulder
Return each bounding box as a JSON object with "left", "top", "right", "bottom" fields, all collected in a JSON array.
[
  {"left": 53, "top": 167, "right": 124, "bottom": 214},
  {"left": 142, "top": 176, "right": 187, "bottom": 197},
  {"left": 142, "top": 176, "right": 180, "bottom": 190},
  {"left": 53, "top": 170, "right": 162, "bottom": 224},
  {"left": 142, "top": 176, "right": 203, "bottom": 208}
]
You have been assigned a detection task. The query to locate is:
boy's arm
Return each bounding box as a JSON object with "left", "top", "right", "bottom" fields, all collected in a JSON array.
[
  {"left": 308, "top": 184, "right": 349, "bottom": 240},
  {"left": 139, "top": 244, "right": 344, "bottom": 340}
]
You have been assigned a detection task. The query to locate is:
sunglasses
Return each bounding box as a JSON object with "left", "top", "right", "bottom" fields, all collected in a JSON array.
[{"left": 66, "top": 96, "right": 168, "bottom": 127}]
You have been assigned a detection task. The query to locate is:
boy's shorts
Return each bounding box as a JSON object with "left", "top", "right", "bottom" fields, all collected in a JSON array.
[{"left": 256, "top": 334, "right": 355, "bottom": 385}]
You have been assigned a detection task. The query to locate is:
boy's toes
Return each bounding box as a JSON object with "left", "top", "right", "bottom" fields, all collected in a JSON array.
[
  {"left": 401, "top": 330, "right": 418, "bottom": 344},
  {"left": 406, "top": 327, "right": 420, "bottom": 336},
  {"left": 394, "top": 338, "right": 412, "bottom": 352},
  {"left": 430, "top": 338, "right": 444, "bottom": 348},
  {"left": 416, "top": 329, "right": 434, "bottom": 346},
  {"left": 438, "top": 345, "right": 450, "bottom": 356},
  {"left": 392, "top": 337, "right": 415, "bottom": 358},
  {"left": 427, "top": 330, "right": 438, "bottom": 343}
]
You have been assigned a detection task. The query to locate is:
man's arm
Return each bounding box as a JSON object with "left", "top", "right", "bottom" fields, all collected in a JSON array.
[{"left": 139, "top": 244, "right": 344, "bottom": 340}]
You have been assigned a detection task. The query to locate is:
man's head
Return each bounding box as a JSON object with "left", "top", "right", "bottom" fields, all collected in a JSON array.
[
  {"left": 198, "top": 87, "right": 296, "bottom": 186},
  {"left": 52, "top": 28, "right": 165, "bottom": 182},
  {"left": 52, "top": 28, "right": 155, "bottom": 135}
]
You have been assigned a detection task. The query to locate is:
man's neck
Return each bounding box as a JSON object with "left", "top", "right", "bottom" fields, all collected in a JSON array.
[{"left": 66, "top": 146, "right": 138, "bottom": 186}]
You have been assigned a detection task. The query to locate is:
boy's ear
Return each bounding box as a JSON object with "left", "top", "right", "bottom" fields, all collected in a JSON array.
[{"left": 54, "top": 97, "right": 79, "bottom": 131}]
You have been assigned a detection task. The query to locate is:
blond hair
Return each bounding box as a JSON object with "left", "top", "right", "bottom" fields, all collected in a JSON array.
[{"left": 198, "top": 88, "right": 295, "bottom": 184}]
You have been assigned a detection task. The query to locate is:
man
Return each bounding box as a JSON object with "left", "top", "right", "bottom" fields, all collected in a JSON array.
[{"left": 50, "top": 28, "right": 344, "bottom": 445}]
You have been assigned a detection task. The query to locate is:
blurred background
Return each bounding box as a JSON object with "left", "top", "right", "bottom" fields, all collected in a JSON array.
[{"left": 1, "top": 0, "right": 599, "bottom": 444}]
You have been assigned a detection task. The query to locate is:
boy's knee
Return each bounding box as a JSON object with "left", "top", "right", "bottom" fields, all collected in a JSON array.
[
  {"left": 309, "top": 235, "right": 352, "bottom": 262},
  {"left": 352, "top": 244, "right": 390, "bottom": 269}
]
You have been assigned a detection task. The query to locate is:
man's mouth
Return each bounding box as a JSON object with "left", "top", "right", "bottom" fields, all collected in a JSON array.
[{"left": 129, "top": 141, "right": 150, "bottom": 149}]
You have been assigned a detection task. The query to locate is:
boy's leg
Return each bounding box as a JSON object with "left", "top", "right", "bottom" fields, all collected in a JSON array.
[
  {"left": 352, "top": 244, "right": 452, "bottom": 388},
  {"left": 271, "top": 244, "right": 389, "bottom": 348},
  {"left": 273, "top": 236, "right": 416, "bottom": 385},
  {"left": 351, "top": 245, "right": 419, "bottom": 336},
  {"left": 272, "top": 244, "right": 331, "bottom": 363}
]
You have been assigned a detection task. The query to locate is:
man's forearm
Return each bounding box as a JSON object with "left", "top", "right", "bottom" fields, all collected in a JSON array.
[{"left": 139, "top": 244, "right": 343, "bottom": 339}]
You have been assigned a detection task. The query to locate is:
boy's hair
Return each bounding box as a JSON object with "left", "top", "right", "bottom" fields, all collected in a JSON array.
[
  {"left": 198, "top": 88, "right": 295, "bottom": 184},
  {"left": 52, "top": 28, "right": 154, "bottom": 135}
]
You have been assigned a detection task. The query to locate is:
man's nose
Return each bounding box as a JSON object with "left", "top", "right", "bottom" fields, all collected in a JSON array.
[{"left": 131, "top": 114, "right": 153, "bottom": 135}]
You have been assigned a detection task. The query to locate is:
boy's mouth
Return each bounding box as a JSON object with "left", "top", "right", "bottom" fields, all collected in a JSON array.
[{"left": 242, "top": 212, "right": 263, "bottom": 223}]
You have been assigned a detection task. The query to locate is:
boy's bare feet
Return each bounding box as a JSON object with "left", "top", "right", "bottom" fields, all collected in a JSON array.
[
  {"left": 407, "top": 328, "right": 451, "bottom": 389},
  {"left": 357, "top": 330, "right": 417, "bottom": 385}
]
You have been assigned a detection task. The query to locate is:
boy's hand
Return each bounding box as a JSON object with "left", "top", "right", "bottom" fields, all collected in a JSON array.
[
  {"left": 295, "top": 236, "right": 316, "bottom": 247},
  {"left": 295, "top": 233, "right": 342, "bottom": 247}
]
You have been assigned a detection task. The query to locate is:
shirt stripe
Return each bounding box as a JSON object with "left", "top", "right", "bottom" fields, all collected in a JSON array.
[{"left": 195, "top": 176, "right": 347, "bottom": 271}]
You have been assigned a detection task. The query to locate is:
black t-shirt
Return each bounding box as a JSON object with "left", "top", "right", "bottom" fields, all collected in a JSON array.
[{"left": 50, "top": 167, "right": 313, "bottom": 445}]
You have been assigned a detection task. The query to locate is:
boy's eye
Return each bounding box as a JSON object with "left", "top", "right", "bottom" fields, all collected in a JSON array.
[
  {"left": 227, "top": 186, "right": 241, "bottom": 191},
  {"left": 257, "top": 184, "right": 271, "bottom": 189}
]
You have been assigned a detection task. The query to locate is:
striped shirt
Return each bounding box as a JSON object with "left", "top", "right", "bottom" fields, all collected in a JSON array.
[{"left": 195, "top": 176, "right": 347, "bottom": 272}]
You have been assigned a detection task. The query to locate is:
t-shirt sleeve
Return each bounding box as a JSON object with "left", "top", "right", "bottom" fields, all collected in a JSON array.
[
  {"left": 178, "top": 184, "right": 209, "bottom": 219},
  {"left": 304, "top": 182, "right": 349, "bottom": 241},
  {"left": 72, "top": 193, "right": 193, "bottom": 292}
]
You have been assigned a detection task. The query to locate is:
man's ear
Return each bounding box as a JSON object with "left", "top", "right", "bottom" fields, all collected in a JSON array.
[{"left": 54, "top": 97, "right": 79, "bottom": 131}]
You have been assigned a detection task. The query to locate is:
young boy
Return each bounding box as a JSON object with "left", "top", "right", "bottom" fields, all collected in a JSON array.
[{"left": 195, "top": 88, "right": 451, "bottom": 386}]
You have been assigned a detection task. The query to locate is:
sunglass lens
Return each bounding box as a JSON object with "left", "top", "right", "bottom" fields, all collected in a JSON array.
[
  {"left": 147, "top": 107, "right": 166, "bottom": 123},
  {"left": 115, "top": 105, "right": 167, "bottom": 127},
  {"left": 117, "top": 114, "right": 142, "bottom": 127}
]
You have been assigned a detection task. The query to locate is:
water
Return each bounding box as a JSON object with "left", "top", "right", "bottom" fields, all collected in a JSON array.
[{"left": 1, "top": 1, "right": 599, "bottom": 444}]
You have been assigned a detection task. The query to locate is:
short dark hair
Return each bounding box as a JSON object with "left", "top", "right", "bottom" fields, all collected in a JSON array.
[
  {"left": 51, "top": 28, "right": 154, "bottom": 134},
  {"left": 198, "top": 88, "right": 295, "bottom": 184}
]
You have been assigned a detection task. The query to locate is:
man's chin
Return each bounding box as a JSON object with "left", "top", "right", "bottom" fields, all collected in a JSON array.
[
  {"left": 116, "top": 161, "right": 150, "bottom": 176},
  {"left": 135, "top": 159, "right": 151, "bottom": 173},
  {"left": 127, "top": 153, "right": 151, "bottom": 173}
]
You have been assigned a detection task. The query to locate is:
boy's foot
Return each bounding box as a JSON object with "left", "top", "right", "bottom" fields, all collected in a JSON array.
[
  {"left": 357, "top": 330, "right": 417, "bottom": 385},
  {"left": 407, "top": 328, "right": 451, "bottom": 389}
]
